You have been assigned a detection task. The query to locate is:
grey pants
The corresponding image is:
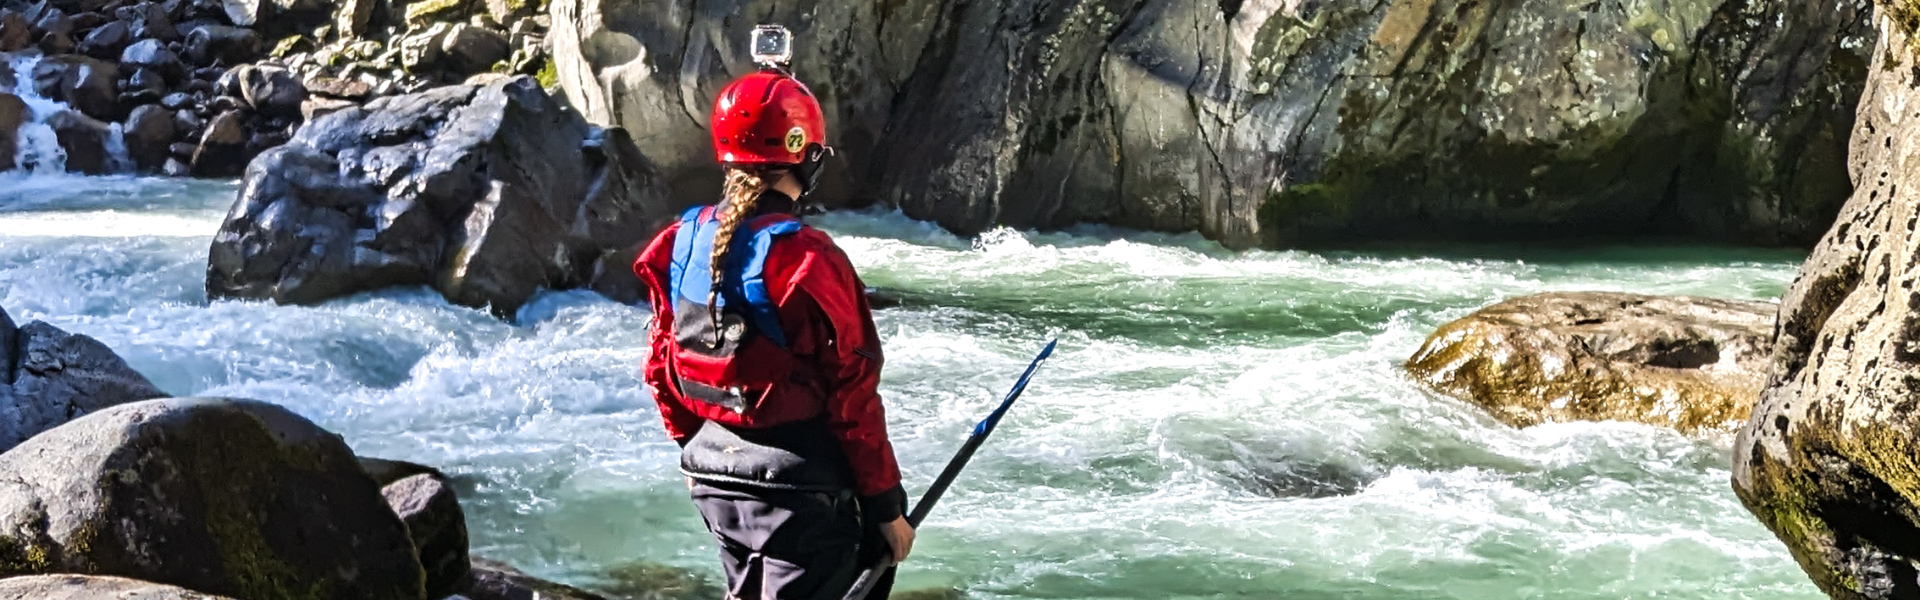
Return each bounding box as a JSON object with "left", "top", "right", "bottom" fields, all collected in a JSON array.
[{"left": 691, "top": 481, "right": 896, "bottom": 600}]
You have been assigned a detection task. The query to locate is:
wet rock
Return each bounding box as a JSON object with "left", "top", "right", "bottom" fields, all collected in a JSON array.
[
  {"left": 459, "top": 558, "right": 608, "bottom": 600},
  {"left": 160, "top": 90, "right": 191, "bottom": 109},
  {"left": 0, "top": 10, "right": 28, "bottom": 52},
  {"left": 121, "top": 38, "right": 184, "bottom": 84},
  {"left": 183, "top": 24, "right": 260, "bottom": 66},
  {"left": 29, "top": 7, "right": 66, "bottom": 37},
  {"left": 220, "top": 0, "right": 328, "bottom": 38},
  {"left": 188, "top": 108, "right": 245, "bottom": 176},
  {"left": 0, "top": 304, "right": 167, "bottom": 452},
  {"left": 591, "top": 561, "right": 723, "bottom": 599},
  {"left": 1732, "top": 9, "right": 1920, "bottom": 599},
  {"left": 35, "top": 29, "right": 70, "bottom": 53},
  {"left": 0, "top": 398, "right": 424, "bottom": 599},
  {"left": 384, "top": 473, "right": 469, "bottom": 599},
  {"left": 126, "top": 66, "right": 167, "bottom": 97},
  {"left": 47, "top": 109, "right": 113, "bottom": 174},
  {"left": 118, "top": 2, "right": 176, "bottom": 42},
  {"left": 0, "top": 94, "right": 23, "bottom": 172},
  {"left": 1406, "top": 292, "right": 1772, "bottom": 433},
  {"left": 170, "top": 108, "right": 202, "bottom": 136},
  {"left": 207, "top": 77, "right": 676, "bottom": 316},
  {"left": 32, "top": 54, "right": 118, "bottom": 120},
  {"left": 0, "top": 575, "right": 239, "bottom": 599},
  {"left": 551, "top": 0, "right": 1872, "bottom": 249},
  {"left": 440, "top": 22, "right": 507, "bottom": 75},
  {"left": 75, "top": 17, "right": 126, "bottom": 58},
  {"left": 124, "top": 104, "right": 175, "bottom": 171},
  {"left": 229, "top": 63, "right": 304, "bottom": 117},
  {"left": 162, "top": 156, "right": 187, "bottom": 175},
  {"left": 586, "top": 242, "right": 642, "bottom": 305}
]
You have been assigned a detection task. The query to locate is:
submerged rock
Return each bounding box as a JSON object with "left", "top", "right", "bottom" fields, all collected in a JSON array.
[
  {"left": 205, "top": 76, "right": 676, "bottom": 317},
  {"left": 1406, "top": 292, "right": 1772, "bottom": 433},
  {"left": 0, "top": 575, "right": 239, "bottom": 599},
  {"left": 551, "top": 0, "right": 1869, "bottom": 248},
  {"left": 1732, "top": 8, "right": 1920, "bottom": 599},
  {"left": 0, "top": 305, "right": 167, "bottom": 455},
  {"left": 0, "top": 398, "right": 425, "bottom": 600}
]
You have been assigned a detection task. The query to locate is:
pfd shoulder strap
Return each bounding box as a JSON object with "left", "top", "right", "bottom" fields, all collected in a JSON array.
[{"left": 668, "top": 206, "right": 806, "bottom": 347}]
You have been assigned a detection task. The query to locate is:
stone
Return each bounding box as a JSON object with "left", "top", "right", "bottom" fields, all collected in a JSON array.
[
  {"left": 0, "top": 575, "right": 239, "bottom": 599},
  {"left": 402, "top": 0, "right": 467, "bottom": 28},
  {"left": 126, "top": 67, "right": 167, "bottom": 97},
  {"left": 46, "top": 109, "right": 113, "bottom": 174},
  {"left": 121, "top": 38, "right": 185, "bottom": 84},
  {"left": 160, "top": 90, "right": 191, "bottom": 109},
  {"left": 35, "top": 29, "right": 69, "bottom": 53},
  {"left": 229, "top": 63, "right": 304, "bottom": 117},
  {"left": 188, "top": 109, "right": 245, "bottom": 176},
  {"left": 206, "top": 77, "right": 677, "bottom": 317},
  {"left": 0, "top": 305, "right": 168, "bottom": 453},
  {"left": 0, "top": 94, "right": 23, "bottom": 172},
  {"left": 306, "top": 75, "right": 372, "bottom": 100},
  {"left": 33, "top": 54, "right": 118, "bottom": 121},
  {"left": 1406, "top": 292, "right": 1773, "bottom": 433},
  {"left": 1732, "top": 8, "right": 1920, "bottom": 599},
  {"left": 124, "top": 104, "right": 176, "bottom": 172},
  {"left": 183, "top": 23, "right": 260, "bottom": 65},
  {"left": 395, "top": 22, "right": 447, "bottom": 73},
  {"left": 359, "top": 456, "right": 445, "bottom": 487},
  {"left": 458, "top": 558, "right": 607, "bottom": 600},
  {"left": 550, "top": 0, "right": 1872, "bottom": 249},
  {"left": 220, "top": 0, "right": 328, "bottom": 39},
  {"left": 29, "top": 7, "right": 66, "bottom": 37},
  {"left": 299, "top": 95, "right": 352, "bottom": 121},
  {"left": 0, "top": 10, "right": 27, "bottom": 52},
  {"left": 162, "top": 156, "right": 188, "bottom": 175},
  {"left": 383, "top": 473, "right": 469, "bottom": 599},
  {"left": 171, "top": 108, "right": 202, "bottom": 136},
  {"left": 0, "top": 398, "right": 425, "bottom": 599},
  {"left": 438, "top": 22, "right": 507, "bottom": 75},
  {"left": 334, "top": 0, "right": 371, "bottom": 37},
  {"left": 73, "top": 14, "right": 124, "bottom": 58},
  {"left": 120, "top": 1, "right": 176, "bottom": 42}
]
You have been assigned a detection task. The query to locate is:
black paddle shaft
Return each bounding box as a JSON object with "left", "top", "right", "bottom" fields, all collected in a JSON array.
[{"left": 841, "top": 339, "right": 1058, "bottom": 600}]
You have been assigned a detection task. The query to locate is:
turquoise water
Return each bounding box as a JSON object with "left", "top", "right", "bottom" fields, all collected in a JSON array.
[{"left": 0, "top": 174, "right": 1818, "bottom": 599}]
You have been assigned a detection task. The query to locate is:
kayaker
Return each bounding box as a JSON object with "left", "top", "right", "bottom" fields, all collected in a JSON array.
[{"left": 631, "top": 31, "right": 914, "bottom": 599}]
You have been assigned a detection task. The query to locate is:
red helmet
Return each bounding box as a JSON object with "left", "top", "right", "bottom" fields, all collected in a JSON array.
[{"left": 711, "top": 71, "right": 826, "bottom": 166}]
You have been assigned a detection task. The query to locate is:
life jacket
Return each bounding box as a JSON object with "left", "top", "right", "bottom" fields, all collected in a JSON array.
[{"left": 667, "top": 203, "right": 854, "bottom": 492}]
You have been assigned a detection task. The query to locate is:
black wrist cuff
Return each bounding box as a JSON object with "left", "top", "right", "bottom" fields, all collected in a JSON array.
[{"left": 860, "top": 484, "right": 907, "bottom": 523}]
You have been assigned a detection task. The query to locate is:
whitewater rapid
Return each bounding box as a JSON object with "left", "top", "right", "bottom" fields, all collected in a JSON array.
[{"left": 0, "top": 175, "right": 1818, "bottom": 599}]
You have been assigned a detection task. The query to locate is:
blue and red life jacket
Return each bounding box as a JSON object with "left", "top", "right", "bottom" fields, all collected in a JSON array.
[{"left": 666, "top": 203, "right": 855, "bottom": 491}]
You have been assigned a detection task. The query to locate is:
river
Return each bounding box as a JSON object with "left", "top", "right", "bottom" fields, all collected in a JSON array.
[{"left": 0, "top": 173, "right": 1820, "bottom": 599}]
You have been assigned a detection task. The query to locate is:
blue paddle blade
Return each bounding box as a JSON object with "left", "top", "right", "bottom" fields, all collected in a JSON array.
[{"left": 972, "top": 339, "right": 1058, "bottom": 437}]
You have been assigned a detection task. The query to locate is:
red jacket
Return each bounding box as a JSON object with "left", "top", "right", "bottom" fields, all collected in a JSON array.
[{"left": 634, "top": 217, "right": 904, "bottom": 501}]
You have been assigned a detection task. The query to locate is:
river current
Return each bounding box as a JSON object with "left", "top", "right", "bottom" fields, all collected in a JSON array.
[{"left": 0, "top": 174, "right": 1819, "bottom": 599}]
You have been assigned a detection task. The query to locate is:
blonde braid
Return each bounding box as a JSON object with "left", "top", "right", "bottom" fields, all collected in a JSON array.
[{"left": 707, "top": 168, "right": 772, "bottom": 332}]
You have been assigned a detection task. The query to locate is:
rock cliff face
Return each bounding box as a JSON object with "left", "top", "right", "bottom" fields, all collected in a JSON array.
[
  {"left": 550, "top": 0, "right": 1872, "bottom": 248},
  {"left": 1731, "top": 6, "right": 1920, "bottom": 599}
]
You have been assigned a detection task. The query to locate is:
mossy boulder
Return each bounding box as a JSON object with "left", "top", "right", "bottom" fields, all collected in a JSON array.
[
  {"left": 1407, "top": 292, "right": 1772, "bottom": 433},
  {"left": 0, "top": 574, "right": 240, "bottom": 599},
  {"left": 1732, "top": 8, "right": 1920, "bottom": 599},
  {"left": 0, "top": 398, "right": 426, "bottom": 600}
]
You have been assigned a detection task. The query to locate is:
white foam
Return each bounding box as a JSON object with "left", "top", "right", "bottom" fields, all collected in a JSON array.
[{"left": 0, "top": 210, "right": 222, "bottom": 237}]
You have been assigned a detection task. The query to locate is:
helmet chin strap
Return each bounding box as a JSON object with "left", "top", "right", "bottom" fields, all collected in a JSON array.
[{"left": 795, "top": 144, "right": 831, "bottom": 198}]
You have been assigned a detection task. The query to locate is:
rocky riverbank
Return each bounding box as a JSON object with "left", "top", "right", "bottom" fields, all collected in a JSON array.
[
  {"left": 0, "top": 304, "right": 718, "bottom": 599},
  {"left": 0, "top": 0, "right": 547, "bottom": 177}
]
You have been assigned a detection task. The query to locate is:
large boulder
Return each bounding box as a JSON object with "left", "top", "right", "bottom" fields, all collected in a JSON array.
[
  {"left": 0, "top": 398, "right": 426, "bottom": 600},
  {"left": 382, "top": 473, "right": 469, "bottom": 599},
  {"left": 1406, "top": 292, "right": 1772, "bottom": 433},
  {"left": 125, "top": 104, "right": 177, "bottom": 172},
  {"left": 205, "top": 76, "right": 676, "bottom": 317},
  {"left": 184, "top": 24, "right": 263, "bottom": 66},
  {"left": 1732, "top": 7, "right": 1920, "bottom": 599},
  {"left": 552, "top": 0, "right": 1870, "bottom": 248},
  {"left": 46, "top": 109, "right": 113, "bottom": 175},
  {"left": 0, "top": 10, "right": 28, "bottom": 52},
  {"left": 0, "top": 575, "right": 239, "bottom": 599},
  {"left": 0, "top": 305, "right": 167, "bottom": 453}
]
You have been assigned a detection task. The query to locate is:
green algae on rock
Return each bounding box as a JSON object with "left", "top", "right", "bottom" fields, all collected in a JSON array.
[
  {"left": 1731, "top": 7, "right": 1920, "bottom": 599},
  {"left": 1407, "top": 292, "right": 1773, "bottom": 434},
  {"left": 0, "top": 398, "right": 425, "bottom": 600}
]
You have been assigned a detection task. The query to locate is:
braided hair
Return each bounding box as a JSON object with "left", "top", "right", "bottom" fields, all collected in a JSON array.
[{"left": 706, "top": 167, "right": 774, "bottom": 335}]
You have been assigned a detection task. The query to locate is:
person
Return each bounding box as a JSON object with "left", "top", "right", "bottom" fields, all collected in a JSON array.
[{"left": 633, "top": 66, "right": 915, "bottom": 600}]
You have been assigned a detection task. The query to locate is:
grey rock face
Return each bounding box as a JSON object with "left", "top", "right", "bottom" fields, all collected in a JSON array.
[
  {"left": 552, "top": 0, "right": 1871, "bottom": 248},
  {"left": 206, "top": 76, "right": 676, "bottom": 316},
  {"left": 0, "top": 398, "right": 426, "bottom": 600},
  {"left": 0, "top": 575, "right": 239, "bottom": 599},
  {"left": 1731, "top": 9, "right": 1920, "bottom": 600}
]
